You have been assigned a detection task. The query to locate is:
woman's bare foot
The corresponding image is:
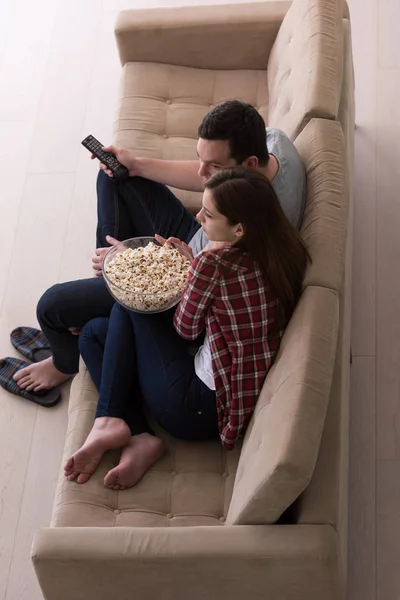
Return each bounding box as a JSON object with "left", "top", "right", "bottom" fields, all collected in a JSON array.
[
  {"left": 13, "top": 357, "right": 72, "bottom": 392},
  {"left": 104, "top": 433, "right": 165, "bottom": 491},
  {"left": 64, "top": 417, "right": 131, "bottom": 484}
]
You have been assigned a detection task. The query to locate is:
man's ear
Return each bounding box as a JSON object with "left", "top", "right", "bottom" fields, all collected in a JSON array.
[{"left": 242, "top": 156, "right": 259, "bottom": 169}]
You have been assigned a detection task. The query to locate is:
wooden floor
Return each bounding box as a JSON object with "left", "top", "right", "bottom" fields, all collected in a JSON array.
[{"left": 0, "top": 0, "right": 397, "bottom": 598}]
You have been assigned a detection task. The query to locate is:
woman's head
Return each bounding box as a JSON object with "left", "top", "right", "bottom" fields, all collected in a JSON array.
[
  {"left": 196, "top": 186, "right": 245, "bottom": 244},
  {"left": 200, "top": 167, "right": 310, "bottom": 325},
  {"left": 199, "top": 167, "right": 280, "bottom": 244}
]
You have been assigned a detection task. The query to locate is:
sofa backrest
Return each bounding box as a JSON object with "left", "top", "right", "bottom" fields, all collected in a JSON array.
[
  {"left": 227, "top": 118, "right": 349, "bottom": 525},
  {"left": 227, "top": 285, "right": 338, "bottom": 524},
  {"left": 268, "top": 0, "right": 343, "bottom": 140},
  {"left": 297, "top": 118, "right": 349, "bottom": 292}
]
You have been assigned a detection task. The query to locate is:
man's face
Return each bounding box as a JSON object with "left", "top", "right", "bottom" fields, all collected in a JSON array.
[{"left": 196, "top": 138, "right": 238, "bottom": 184}]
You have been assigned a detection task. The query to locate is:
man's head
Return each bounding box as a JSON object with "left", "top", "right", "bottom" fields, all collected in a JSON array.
[{"left": 197, "top": 100, "right": 268, "bottom": 183}]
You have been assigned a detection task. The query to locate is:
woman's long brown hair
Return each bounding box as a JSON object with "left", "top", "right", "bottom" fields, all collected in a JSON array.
[{"left": 205, "top": 167, "right": 310, "bottom": 327}]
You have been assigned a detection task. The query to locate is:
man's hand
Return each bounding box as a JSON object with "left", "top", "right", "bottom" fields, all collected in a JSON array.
[
  {"left": 68, "top": 327, "right": 82, "bottom": 336},
  {"left": 91, "top": 145, "right": 138, "bottom": 178},
  {"left": 92, "top": 235, "right": 120, "bottom": 277},
  {"left": 155, "top": 234, "right": 194, "bottom": 261}
]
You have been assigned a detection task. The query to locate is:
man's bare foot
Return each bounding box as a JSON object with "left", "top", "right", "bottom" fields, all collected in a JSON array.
[
  {"left": 13, "top": 357, "right": 72, "bottom": 392},
  {"left": 64, "top": 417, "right": 131, "bottom": 484},
  {"left": 104, "top": 433, "right": 165, "bottom": 491}
]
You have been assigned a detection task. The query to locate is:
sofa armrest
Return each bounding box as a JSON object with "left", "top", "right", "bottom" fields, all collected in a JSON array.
[
  {"left": 115, "top": 2, "right": 292, "bottom": 70},
  {"left": 32, "top": 525, "right": 340, "bottom": 600}
]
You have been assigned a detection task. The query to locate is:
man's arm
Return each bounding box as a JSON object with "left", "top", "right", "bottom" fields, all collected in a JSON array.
[
  {"left": 96, "top": 145, "right": 203, "bottom": 192},
  {"left": 135, "top": 158, "right": 204, "bottom": 192}
]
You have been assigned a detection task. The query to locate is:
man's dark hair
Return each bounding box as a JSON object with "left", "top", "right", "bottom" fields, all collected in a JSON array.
[{"left": 198, "top": 100, "right": 269, "bottom": 167}]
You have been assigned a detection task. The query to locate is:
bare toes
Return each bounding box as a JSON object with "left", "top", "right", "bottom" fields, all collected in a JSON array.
[
  {"left": 33, "top": 383, "right": 45, "bottom": 392},
  {"left": 13, "top": 371, "right": 25, "bottom": 382},
  {"left": 19, "top": 381, "right": 32, "bottom": 390},
  {"left": 64, "top": 457, "right": 74, "bottom": 473},
  {"left": 104, "top": 469, "right": 118, "bottom": 488},
  {"left": 76, "top": 472, "right": 91, "bottom": 484}
]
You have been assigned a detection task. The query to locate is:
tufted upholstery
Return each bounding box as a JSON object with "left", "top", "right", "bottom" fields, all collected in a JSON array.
[
  {"left": 115, "top": 62, "right": 268, "bottom": 212},
  {"left": 116, "top": 63, "right": 269, "bottom": 149},
  {"left": 53, "top": 365, "right": 241, "bottom": 528},
  {"left": 268, "top": 0, "right": 343, "bottom": 139}
]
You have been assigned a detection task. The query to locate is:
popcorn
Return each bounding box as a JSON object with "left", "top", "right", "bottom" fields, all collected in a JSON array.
[{"left": 104, "top": 241, "right": 190, "bottom": 312}]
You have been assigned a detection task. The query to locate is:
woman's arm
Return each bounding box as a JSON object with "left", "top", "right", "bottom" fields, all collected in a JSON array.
[{"left": 174, "top": 252, "right": 218, "bottom": 340}]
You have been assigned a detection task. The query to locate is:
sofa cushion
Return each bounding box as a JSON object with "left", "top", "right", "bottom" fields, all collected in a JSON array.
[
  {"left": 226, "top": 285, "right": 338, "bottom": 525},
  {"left": 52, "top": 366, "right": 241, "bottom": 528},
  {"left": 267, "top": 0, "right": 343, "bottom": 139},
  {"left": 296, "top": 118, "right": 349, "bottom": 293},
  {"left": 114, "top": 62, "right": 268, "bottom": 213}
]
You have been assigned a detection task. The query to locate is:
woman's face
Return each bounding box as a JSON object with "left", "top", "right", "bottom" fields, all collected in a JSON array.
[{"left": 196, "top": 189, "right": 242, "bottom": 243}]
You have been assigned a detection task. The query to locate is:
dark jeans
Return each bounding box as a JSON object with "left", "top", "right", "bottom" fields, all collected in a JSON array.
[
  {"left": 79, "top": 303, "right": 218, "bottom": 440},
  {"left": 37, "top": 171, "right": 200, "bottom": 374}
]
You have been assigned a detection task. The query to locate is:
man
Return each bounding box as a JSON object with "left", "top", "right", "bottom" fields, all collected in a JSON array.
[{"left": 13, "top": 100, "right": 306, "bottom": 393}]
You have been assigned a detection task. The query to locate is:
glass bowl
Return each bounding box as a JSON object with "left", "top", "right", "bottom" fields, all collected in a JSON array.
[{"left": 103, "top": 236, "right": 190, "bottom": 314}]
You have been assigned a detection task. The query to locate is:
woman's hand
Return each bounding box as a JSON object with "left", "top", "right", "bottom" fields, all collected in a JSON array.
[{"left": 155, "top": 234, "right": 194, "bottom": 261}]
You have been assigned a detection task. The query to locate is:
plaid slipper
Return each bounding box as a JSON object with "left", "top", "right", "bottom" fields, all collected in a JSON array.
[
  {"left": 10, "top": 327, "right": 51, "bottom": 363},
  {"left": 0, "top": 357, "right": 61, "bottom": 407}
]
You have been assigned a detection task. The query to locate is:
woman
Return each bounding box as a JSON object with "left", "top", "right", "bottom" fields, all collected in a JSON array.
[{"left": 64, "top": 167, "right": 310, "bottom": 490}]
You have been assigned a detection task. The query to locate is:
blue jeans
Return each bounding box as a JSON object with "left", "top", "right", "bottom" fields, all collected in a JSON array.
[
  {"left": 79, "top": 303, "right": 218, "bottom": 440},
  {"left": 95, "top": 170, "right": 200, "bottom": 249},
  {"left": 36, "top": 171, "right": 200, "bottom": 374}
]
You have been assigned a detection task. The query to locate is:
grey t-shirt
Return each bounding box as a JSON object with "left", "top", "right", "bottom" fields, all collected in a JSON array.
[{"left": 188, "top": 128, "right": 306, "bottom": 255}]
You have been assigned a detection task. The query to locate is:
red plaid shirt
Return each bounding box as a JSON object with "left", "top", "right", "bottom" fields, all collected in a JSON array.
[{"left": 174, "top": 247, "right": 283, "bottom": 451}]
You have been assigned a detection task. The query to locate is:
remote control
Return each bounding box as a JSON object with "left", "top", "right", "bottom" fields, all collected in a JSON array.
[{"left": 81, "top": 135, "right": 129, "bottom": 181}]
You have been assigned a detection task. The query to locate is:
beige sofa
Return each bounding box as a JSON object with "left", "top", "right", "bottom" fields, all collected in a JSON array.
[{"left": 32, "top": 1, "right": 355, "bottom": 599}]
